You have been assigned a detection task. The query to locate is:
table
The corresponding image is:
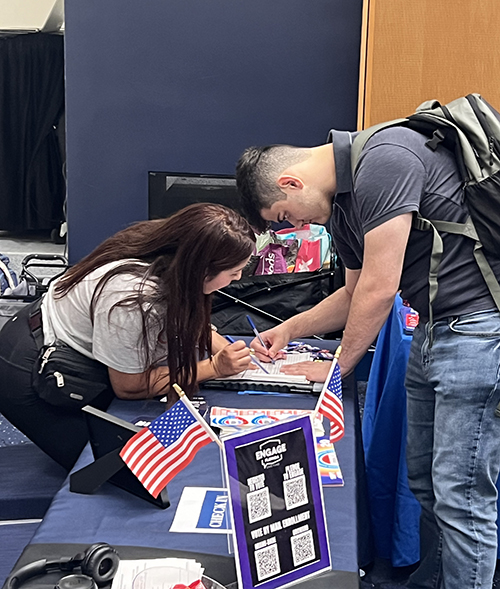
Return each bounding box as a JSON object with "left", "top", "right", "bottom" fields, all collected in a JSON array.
[{"left": 5, "top": 340, "right": 370, "bottom": 589}]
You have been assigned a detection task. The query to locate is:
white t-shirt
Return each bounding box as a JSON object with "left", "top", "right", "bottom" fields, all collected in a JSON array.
[{"left": 42, "top": 260, "right": 167, "bottom": 374}]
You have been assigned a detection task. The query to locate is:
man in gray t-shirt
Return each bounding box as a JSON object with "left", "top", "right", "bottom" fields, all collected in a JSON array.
[
  {"left": 333, "top": 126, "right": 500, "bottom": 321},
  {"left": 235, "top": 129, "right": 500, "bottom": 589}
]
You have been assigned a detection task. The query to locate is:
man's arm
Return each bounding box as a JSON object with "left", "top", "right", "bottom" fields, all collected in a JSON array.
[
  {"left": 281, "top": 213, "right": 412, "bottom": 380},
  {"left": 252, "top": 268, "right": 360, "bottom": 357},
  {"left": 338, "top": 213, "right": 412, "bottom": 375}
]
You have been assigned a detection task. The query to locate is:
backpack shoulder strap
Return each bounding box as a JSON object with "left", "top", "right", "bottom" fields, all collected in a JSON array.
[
  {"left": 415, "top": 214, "right": 500, "bottom": 335},
  {"left": 351, "top": 118, "right": 408, "bottom": 174},
  {"left": 412, "top": 215, "right": 443, "bottom": 342}
]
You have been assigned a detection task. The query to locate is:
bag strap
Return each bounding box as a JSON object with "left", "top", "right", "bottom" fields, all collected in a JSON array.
[
  {"left": 412, "top": 215, "right": 444, "bottom": 345},
  {"left": 414, "top": 215, "right": 500, "bottom": 345},
  {"left": 28, "top": 298, "right": 45, "bottom": 350},
  {"left": 427, "top": 216, "right": 500, "bottom": 309},
  {"left": 351, "top": 118, "right": 408, "bottom": 173}
]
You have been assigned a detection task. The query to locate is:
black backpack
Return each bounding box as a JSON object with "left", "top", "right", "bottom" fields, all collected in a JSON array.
[{"left": 351, "top": 93, "right": 500, "bottom": 332}]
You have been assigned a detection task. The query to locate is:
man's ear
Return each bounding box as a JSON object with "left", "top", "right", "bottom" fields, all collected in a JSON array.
[{"left": 277, "top": 174, "right": 304, "bottom": 191}]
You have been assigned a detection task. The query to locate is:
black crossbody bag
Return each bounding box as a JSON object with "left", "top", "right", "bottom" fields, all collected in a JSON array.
[{"left": 29, "top": 299, "right": 112, "bottom": 410}]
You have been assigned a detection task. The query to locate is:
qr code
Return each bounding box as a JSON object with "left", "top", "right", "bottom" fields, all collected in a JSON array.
[
  {"left": 255, "top": 542, "right": 281, "bottom": 581},
  {"left": 247, "top": 487, "right": 272, "bottom": 523},
  {"left": 291, "top": 529, "right": 315, "bottom": 566},
  {"left": 283, "top": 475, "right": 308, "bottom": 510}
]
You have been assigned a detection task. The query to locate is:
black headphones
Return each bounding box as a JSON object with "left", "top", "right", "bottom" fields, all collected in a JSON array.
[{"left": 6, "top": 543, "right": 120, "bottom": 589}]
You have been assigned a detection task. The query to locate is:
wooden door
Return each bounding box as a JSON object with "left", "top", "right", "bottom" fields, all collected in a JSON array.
[{"left": 358, "top": 0, "right": 500, "bottom": 129}]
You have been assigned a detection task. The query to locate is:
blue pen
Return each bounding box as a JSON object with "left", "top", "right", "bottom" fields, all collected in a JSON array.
[
  {"left": 245, "top": 315, "right": 276, "bottom": 364},
  {"left": 224, "top": 335, "right": 270, "bottom": 374}
]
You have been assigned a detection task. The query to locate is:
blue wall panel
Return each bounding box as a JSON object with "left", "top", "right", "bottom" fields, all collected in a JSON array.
[{"left": 65, "top": 0, "right": 363, "bottom": 262}]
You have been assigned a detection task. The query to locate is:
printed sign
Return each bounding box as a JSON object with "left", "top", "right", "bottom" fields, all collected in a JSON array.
[
  {"left": 197, "top": 490, "right": 230, "bottom": 531},
  {"left": 316, "top": 438, "right": 344, "bottom": 487},
  {"left": 210, "top": 407, "right": 324, "bottom": 438},
  {"left": 170, "top": 487, "right": 230, "bottom": 534},
  {"left": 223, "top": 415, "right": 331, "bottom": 589}
]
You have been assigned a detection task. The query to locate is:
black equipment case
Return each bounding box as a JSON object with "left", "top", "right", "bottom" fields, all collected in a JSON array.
[{"left": 211, "top": 268, "right": 338, "bottom": 336}]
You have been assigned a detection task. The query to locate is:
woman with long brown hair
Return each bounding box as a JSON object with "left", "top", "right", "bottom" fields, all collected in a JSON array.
[{"left": 0, "top": 203, "right": 256, "bottom": 469}]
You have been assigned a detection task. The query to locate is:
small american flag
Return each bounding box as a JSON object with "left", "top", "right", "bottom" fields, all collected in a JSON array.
[
  {"left": 119, "top": 398, "right": 213, "bottom": 498},
  {"left": 316, "top": 360, "right": 344, "bottom": 443}
]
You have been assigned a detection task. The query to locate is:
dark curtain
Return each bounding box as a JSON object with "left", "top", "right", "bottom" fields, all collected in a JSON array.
[{"left": 0, "top": 33, "right": 65, "bottom": 232}]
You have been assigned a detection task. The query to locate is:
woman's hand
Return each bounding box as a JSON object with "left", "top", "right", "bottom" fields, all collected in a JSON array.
[
  {"left": 281, "top": 360, "right": 332, "bottom": 383},
  {"left": 212, "top": 340, "right": 253, "bottom": 377}
]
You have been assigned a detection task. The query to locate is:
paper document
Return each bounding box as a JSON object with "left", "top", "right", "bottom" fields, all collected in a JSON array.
[
  {"left": 218, "top": 352, "right": 312, "bottom": 383},
  {"left": 170, "top": 487, "right": 231, "bottom": 534},
  {"left": 112, "top": 557, "right": 204, "bottom": 589}
]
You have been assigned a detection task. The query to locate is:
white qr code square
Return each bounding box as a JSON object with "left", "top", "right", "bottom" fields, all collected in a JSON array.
[
  {"left": 247, "top": 487, "right": 272, "bottom": 523},
  {"left": 291, "top": 529, "right": 316, "bottom": 566},
  {"left": 283, "top": 475, "right": 308, "bottom": 510},
  {"left": 255, "top": 542, "right": 281, "bottom": 581}
]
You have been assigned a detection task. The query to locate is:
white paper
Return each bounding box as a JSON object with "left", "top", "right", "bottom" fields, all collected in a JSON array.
[
  {"left": 218, "top": 352, "right": 312, "bottom": 383},
  {"left": 111, "top": 558, "right": 204, "bottom": 589},
  {"left": 170, "top": 487, "right": 231, "bottom": 534}
]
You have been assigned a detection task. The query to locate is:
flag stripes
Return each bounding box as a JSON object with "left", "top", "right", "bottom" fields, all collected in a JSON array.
[
  {"left": 316, "top": 360, "right": 344, "bottom": 443},
  {"left": 119, "top": 400, "right": 213, "bottom": 498}
]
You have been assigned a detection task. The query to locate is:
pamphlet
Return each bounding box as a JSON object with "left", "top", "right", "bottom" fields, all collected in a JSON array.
[
  {"left": 316, "top": 437, "right": 344, "bottom": 486},
  {"left": 210, "top": 407, "right": 343, "bottom": 484},
  {"left": 210, "top": 406, "right": 325, "bottom": 438}
]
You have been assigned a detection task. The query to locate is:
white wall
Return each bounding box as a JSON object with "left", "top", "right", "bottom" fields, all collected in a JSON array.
[{"left": 0, "top": 0, "right": 62, "bottom": 31}]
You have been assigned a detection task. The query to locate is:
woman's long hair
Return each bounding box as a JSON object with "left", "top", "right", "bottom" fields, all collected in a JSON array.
[{"left": 55, "top": 203, "right": 256, "bottom": 397}]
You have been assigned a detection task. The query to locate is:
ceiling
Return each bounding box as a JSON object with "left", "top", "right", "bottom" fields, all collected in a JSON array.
[{"left": 0, "top": 0, "right": 64, "bottom": 34}]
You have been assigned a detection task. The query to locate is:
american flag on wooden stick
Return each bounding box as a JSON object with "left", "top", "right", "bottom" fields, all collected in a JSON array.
[
  {"left": 315, "top": 348, "right": 344, "bottom": 443},
  {"left": 119, "top": 397, "right": 214, "bottom": 498}
]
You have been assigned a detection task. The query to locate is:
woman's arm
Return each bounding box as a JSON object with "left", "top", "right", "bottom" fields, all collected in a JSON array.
[{"left": 108, "top": 338, "right": 253, "bottom": 399}]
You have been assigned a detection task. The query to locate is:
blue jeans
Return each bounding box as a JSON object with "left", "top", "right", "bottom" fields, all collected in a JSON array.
[{"left": 405, "top": 309, "right": 500, "bottom": 589}]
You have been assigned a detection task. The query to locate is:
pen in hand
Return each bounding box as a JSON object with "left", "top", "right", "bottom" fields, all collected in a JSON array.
[
  {"left": 224, "top": 335, "right": 270, "bottom": 374},
  {"left": 245, "top": 315, "right": 276, "bottom": 364}
]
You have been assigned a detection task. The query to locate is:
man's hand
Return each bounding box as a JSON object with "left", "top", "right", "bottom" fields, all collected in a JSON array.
[
  {"left": 281, "top": 361, "right": 331, "bottom": 382},
  {"left": 212, "top": 340, "right": 253, "bottom": 377},
  {"left": 250, "top": 324, "right": 290, "bottom": 362}
]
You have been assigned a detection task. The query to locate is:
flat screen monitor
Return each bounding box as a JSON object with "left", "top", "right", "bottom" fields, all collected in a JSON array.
[
  {"left": 148, "top": 172, "right": 241, "bottom": 219},
  {"left": 79, "top": 405, "right": 170, "bottom": 509}
]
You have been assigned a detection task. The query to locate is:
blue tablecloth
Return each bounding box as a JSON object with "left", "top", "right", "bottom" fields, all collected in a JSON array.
[
  {"left": 363, "top": 296, "right": 500, "bottom": 567},
  {"left": 362, "top": 295, "right": 420, "bottom": 567},
  {"left": 27, "top": 339, "right": 371, "bottom": 583}
]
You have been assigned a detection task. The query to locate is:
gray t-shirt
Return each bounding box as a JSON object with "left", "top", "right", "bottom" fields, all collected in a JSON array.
[{"left": 331, "top": 126, "right": 500, "bottom": 320}]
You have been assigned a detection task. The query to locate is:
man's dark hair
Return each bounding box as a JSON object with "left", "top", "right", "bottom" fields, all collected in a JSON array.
[{"left": 236, "top": 145, "right": 310, "bottom": 232}]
